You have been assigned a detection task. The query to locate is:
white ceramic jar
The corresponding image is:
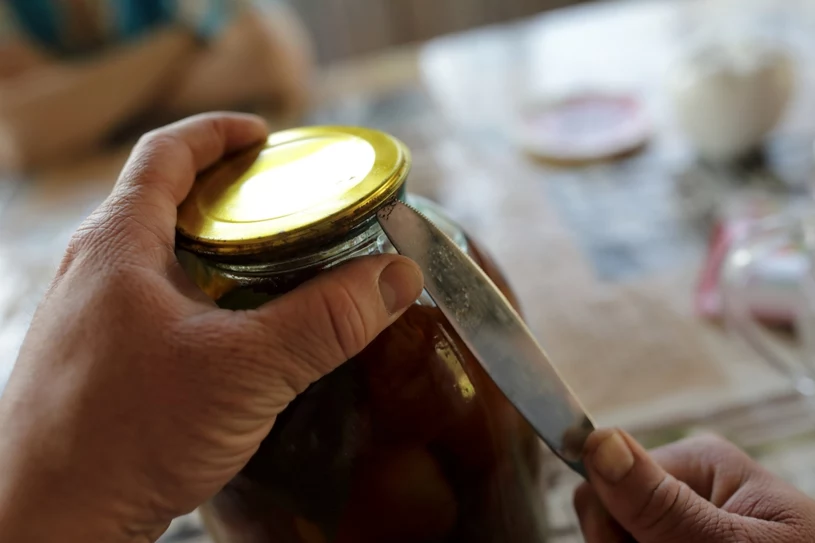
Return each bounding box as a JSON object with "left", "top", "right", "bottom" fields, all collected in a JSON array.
[{"left": 669, "top": 38, "right": 795, "bottom": 162}]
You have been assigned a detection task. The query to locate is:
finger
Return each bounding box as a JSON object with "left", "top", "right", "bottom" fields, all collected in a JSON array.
[
  {"left": 573, "top": 483, "right": 633, "bottom": 543},
  {"left": 650, "top": 433, "right": 815, "bottom": 539},
  {"left": 649, "top": 433, "right": 762, "bottom": 507},
  {"left": 110, "top": 112, "right": 267, "bottom": 248},
  {"left": 117, "top": 112, "right": 267, "bottom": 204},
  {"left": 583, "top": 428, "right": 741, "bottom": 543},
  {"left": 238, "top": 254, "right": 424, "bottom": 392}
]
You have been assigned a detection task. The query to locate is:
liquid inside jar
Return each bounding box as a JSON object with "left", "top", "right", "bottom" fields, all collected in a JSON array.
[{"left": 185, "top": 201, "right": 547, "bottom": 543}]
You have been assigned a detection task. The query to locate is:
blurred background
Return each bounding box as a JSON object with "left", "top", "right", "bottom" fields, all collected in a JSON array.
[
  {"left": 4, "top": 0, "right": 815, "bottom": 541},
  {"left": 292, "top": 0, "right": 583, "bottom": 62}
]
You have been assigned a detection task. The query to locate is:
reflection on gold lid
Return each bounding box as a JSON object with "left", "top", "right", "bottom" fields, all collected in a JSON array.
[{"left": 176, "top": 126, "right": 410, "bottom": 257}]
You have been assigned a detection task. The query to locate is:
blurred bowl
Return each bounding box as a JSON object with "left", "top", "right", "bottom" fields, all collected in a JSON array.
[{"left": 669, "top": 37, "right": 796, "bottom": 163}]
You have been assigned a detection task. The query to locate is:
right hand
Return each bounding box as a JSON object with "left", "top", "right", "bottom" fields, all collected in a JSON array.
[{"left": 574, "top": 429, "right": 815, "bottom": 542}]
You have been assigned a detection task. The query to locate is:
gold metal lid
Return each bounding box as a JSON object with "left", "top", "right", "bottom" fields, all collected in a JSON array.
[{"left": 176, "top": 126, "right": 410, "bottom": 257}]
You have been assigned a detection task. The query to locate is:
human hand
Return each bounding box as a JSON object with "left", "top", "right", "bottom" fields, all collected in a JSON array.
[
  {"left": 0, "top": 113, "right": 424, "bottom": 542},
  {"left": 574, "top": 429, "right": 815, "bottom": 543}
]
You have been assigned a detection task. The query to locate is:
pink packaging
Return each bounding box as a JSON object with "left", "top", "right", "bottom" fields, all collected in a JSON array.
[{"left": 696, "top": 195, "right": 805, "bottom": 324}]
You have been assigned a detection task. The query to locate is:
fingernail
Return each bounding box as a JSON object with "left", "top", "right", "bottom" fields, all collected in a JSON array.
[
  {"left": 590, "top": 431, "right": 635, "bottom": 484},
  {"left": 379, "top": 260, "right": 424, "bottom": 315}
]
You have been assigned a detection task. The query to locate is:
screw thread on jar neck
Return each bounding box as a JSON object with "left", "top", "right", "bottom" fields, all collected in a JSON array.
[{"left": 207, "top": 220, "right": 392, "bottom": 279}]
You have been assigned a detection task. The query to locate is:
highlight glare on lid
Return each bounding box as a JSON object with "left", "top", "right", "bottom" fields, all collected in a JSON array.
[{"left": 176, "top": 126, "right": 410, "bottom": 256}]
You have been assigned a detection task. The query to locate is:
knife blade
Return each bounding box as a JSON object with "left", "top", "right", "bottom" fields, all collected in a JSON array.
[{"left": 377, "top": 200, "right": 595, "bottom": 476}]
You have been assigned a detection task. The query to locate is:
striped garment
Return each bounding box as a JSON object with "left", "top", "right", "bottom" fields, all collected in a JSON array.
[{"left": 0, "top": 0, "right": 260, "bottom": 57}]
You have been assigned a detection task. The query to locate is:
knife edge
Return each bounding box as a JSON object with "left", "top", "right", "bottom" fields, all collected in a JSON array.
[{"left": 376, "top": 200, "right": 595, "bottom": 475}]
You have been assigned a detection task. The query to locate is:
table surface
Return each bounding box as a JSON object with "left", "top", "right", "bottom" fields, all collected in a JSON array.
[{"left": 5, "top": 0, "right": 815, "bottom": 541}]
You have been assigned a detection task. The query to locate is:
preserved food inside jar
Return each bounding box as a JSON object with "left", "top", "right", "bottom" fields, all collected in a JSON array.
[{"left": 176, "top": 127, "right": 548, "bottom": 543}]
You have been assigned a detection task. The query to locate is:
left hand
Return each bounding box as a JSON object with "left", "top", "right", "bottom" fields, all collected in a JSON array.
[
  {"left": 0, "top": 113, "right": 423, "bottom": 542},
  {"left": 574, "top": 429, "right": 815, "bottom": 543}
]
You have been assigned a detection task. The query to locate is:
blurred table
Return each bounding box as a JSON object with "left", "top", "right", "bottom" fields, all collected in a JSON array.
[
  {"left": 317, "top": 0, "right": 815, "bottom": 438},
  {"left": 4, "top": 0, "right": 815, "bottom": 541}
]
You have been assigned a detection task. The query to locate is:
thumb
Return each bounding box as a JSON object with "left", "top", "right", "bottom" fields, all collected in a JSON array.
[
  {"left": 245, "top": 254, "right": 424, "bottom": 390},
  {"left": 583, "top": 429, "right": 731, "bottom": 543}
]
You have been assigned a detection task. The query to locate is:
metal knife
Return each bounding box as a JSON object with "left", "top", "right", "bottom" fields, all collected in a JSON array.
[{"left": 377, "top": 200, "right": 595, "bottom": 477}]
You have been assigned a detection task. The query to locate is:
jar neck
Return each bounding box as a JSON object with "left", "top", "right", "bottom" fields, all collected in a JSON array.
[
  {"left": 208, "top": 219, "right": 391, "bottom": 280},
  {"left": 178, "top": 195, "right": 470, "bottom": 304}
]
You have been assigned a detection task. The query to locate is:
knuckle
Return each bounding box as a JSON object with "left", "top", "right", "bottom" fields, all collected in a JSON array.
[
  {"left": 215, "top": 311, "right": 322, "bottom": 396},
  {"left": 317, "top": 282, "right": 370, "bottom": 361},
  {"left": 138, "top": 114, "right": 222, "bottom": 163},
  {"left": 183, "top": 111, "right": 224, "bottom": 126},
  {"left": 136, "top": 128, "right": 181, "bottom": 155},
  {"left": 66, "top": 203, "right": 145, "bottom": 265},
  {"left": 251, "top": 281, "right": 373, "bottom": 385},
  {"left": 192, "top": 313, "right": 310, "bottom": 407},
  {"left": 634, "top": 474, "right": 685, "bottom": 532},
  {"left": 66, "top": 211, "right": 124, "bottom": 259},
  {"left": 688, "top": 433, "right": 762, "bottom": 481},
  {"left": 64, "top": 185, "right": 174, "bottom": 275},
  {"left": 198, "top": 114, "right": 226, "bottom": 140},
  {"left": 637, "top": 478, "right": 733, "bottom": 543},
  {"left": 684, "top": 434, "right": 746, "bottom": 464},
  {"left": 129, "top": 133, "right": 184, "bottom": 184},
  {"left": 674, "top": 433, "right": 751, "bottom": 472},
  {"left": 57, "top": 228, "right": 90, "bottom": 277}
]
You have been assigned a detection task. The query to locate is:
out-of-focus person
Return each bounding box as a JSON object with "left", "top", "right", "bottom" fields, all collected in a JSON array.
[{"left": 0, "top": 0, "right": 313, "bottom": 170}]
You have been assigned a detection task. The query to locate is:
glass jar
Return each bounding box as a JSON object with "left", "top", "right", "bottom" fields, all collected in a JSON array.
[{"left": 176, "top": 126, "right": 547, "bottom": 543}]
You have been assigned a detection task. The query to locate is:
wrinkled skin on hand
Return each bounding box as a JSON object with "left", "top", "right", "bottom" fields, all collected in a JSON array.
[
  {"left": 0, "top": 113, "right": 424, "bottom": 542},
  {"left": 575, "top": 430, "right": 815, "bottom": 543}
]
